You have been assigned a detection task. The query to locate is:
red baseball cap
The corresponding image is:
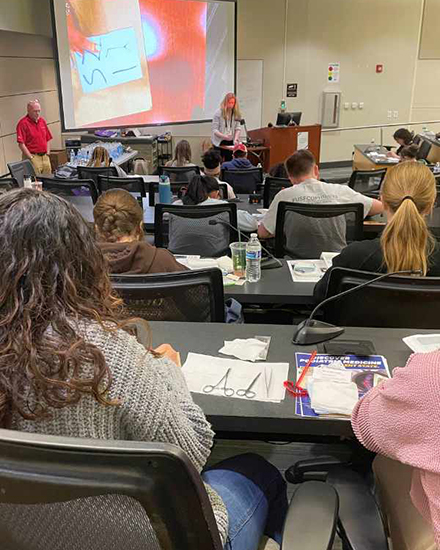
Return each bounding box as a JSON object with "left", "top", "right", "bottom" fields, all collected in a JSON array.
[{"left": 233, "top": 143, "right": 247, "bottom": 154}]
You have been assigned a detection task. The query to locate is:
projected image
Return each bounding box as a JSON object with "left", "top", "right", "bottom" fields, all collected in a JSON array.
[{"left": 55, "top": 0, "right": 235, "bottom": 129}]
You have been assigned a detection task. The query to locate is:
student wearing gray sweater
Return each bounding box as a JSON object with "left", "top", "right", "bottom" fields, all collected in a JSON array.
[{"left": 0, "top": 189, "right": 287, "bottom": 550}]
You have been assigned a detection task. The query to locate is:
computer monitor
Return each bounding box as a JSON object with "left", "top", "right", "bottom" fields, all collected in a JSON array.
[{"left": 276, "top": 112, "right": 302, "bottom": 126}]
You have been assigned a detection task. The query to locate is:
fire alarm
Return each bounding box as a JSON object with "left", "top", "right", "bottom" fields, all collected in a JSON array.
[{"left": 376, "top": 64, "right": 384, "bottom": 73}]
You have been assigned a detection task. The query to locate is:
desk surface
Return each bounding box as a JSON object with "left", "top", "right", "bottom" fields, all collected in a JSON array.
[
  {"left": 150, "top": 321, "right": 430, "bottom": 439},
  {"left": 354, "top": 144, "right": 398, "bottom": 167}
]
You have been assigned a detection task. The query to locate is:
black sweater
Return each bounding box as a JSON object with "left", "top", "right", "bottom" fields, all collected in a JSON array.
[{"left": 314, "top": 238, "right": 440, "bottom": 303}]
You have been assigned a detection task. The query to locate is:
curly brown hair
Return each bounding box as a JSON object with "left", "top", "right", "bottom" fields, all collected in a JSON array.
[
  {"left": 0, "top": 189, "right": 137, "bottom": 427},
  {"left": 93, "top": 188, "right": 143, "bottom": 243}
]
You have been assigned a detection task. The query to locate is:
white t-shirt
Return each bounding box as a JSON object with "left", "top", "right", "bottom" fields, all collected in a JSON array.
[{"left": 261, "top": 178, "right": 373, "bottom": 259}]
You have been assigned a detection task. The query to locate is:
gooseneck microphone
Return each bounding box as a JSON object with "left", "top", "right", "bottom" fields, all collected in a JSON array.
[
  {"left": 208, "top": 219, "right": 283, "bottom": 269},
  {"left": 292, "top": 268, "right": 423, "bottom": 345}
]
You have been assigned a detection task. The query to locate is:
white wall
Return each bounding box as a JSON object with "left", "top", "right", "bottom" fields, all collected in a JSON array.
[{"left": 0, "top": 0, "right": 52, "bottom": 37}]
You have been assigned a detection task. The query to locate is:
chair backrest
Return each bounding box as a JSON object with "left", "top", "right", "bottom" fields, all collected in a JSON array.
[
  {"left": 263, "top": 176, "right": 291, "bottom": 208},
  {"left": 417, "top": 140, "right": 432, "bottom": 160},
  {"left": 40, "top": 177, "right": 99, "bottom": 204},
  {"left": 274, "top": 202, "right": 364, "bottom": 259},
  {"left": 221, "top": 168, "right": 263, "bottom": 194},
  {"left": 0, "top": 177, "right": 18, "bottom": 194},
  {"left": 347, "top": 169, "right": 387, "bottom": 195},
  {"left": 159, "top": 165, "right": 200, "bottom": 183},
  {"left": 97, "top": 175, "right": 146, "bottom": 197},
  {"left": 0, "top": 429, "right": 222, "bottom": 550},
  {"left": 322, "top": 267, "right": 440, "bottom": 328},
  {"left": 155, "top": 203, "right": 238, "bottom": 257},
  {"left": 7, "top": 160, "right": 36, "bottom": 186},
  {"left": 413, "top": 134, "right": 422, "bottom": 145},
  {"left": 111, "top": 268, "right": 225, "bottom": 322},
  {"left": 77, "top": 166, "right": 118, "bottom": 188},
  {"left": 148, "top": 181, "right": 190, "bottom": 206}
]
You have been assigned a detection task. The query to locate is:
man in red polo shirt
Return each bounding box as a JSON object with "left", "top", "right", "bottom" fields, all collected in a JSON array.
[{"left": 16, "top": 100, "right": 53, "bottom": 175}]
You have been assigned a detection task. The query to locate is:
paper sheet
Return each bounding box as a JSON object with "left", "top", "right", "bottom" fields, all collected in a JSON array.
[
  {"left": 403, "top": 334, "right": 440, "bottom": 353},
  {"left": 182, "top": 353, "right": 288, "bottom": 402}
]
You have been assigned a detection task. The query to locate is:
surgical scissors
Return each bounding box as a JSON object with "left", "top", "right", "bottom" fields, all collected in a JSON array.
[
  {"left": 236, "top": 372, "right": 262, "bottom": 399},
  {"left": 203, "top": 368, "right": 235, "bottom": 397}
]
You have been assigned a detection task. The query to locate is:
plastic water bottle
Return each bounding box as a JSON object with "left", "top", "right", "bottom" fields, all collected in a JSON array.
[
  {"left": 246, "top": 233, "right": 262, "bottom": 283},
  {"left": 158, "top": 175, "right": 172, "bottom": 204}
]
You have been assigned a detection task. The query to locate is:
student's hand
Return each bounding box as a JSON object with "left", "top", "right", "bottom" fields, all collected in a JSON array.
[{"left": 154, "top": 344, "right": 181, "bottom": 367}]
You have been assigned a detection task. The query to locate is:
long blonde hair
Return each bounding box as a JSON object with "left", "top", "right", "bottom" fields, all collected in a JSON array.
[
  {"left": 380, "top": 162, "right": 436, "bottom": 275},
  {"left": 88, "top": 146, "right": 110, "bottom": 168},
  {"left": 220, "top": 92, "right": 241, "bottom": 123}
]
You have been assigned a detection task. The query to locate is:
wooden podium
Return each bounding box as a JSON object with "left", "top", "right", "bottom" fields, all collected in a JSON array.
[{"left": 248, "top": 124, "right": 322, "bottom": 170}]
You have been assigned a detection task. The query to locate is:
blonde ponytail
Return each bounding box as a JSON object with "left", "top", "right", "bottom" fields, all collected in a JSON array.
[{"left": 380, "top": 162, "right": 436, "bottom": 275}]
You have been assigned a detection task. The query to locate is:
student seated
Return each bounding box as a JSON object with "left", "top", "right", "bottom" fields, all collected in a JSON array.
[
  {"left": 387, "top": 127, "right": 415, "bottom": 159},
  {"left": 222, "top": 143, "right": 254, "bottom": 171},
  {"left": 94, "top": 188, "right": 187, "bottom": 274},
  {"left": 88, "top": 145, "right": 127, "bottom": 177},
  {"left": 258, "top": 150, "right": 383, "bottom": 259},
  {"left": 314, "top": 162, "right": 440, "bottom": 302},
  {"left": 400, "top": 144, "right": 419, "bottom": 162},
  {"left": 269, "top": 161, "right": 289, "bottom": 179},
  {"left": 171, "top": 175, "right": 257, "bottom": 256},
  {"left": 165, "top": 139, "right": 196, "bottom": 167},
  {"left": 0, "top": 188, "right": 288, "bottom": 550},
  {"left": 352, "top": 351, "right": 440, "bottom": 549},
  {"left": 201, "top": 149, "right": 236, "bottom": 199}
]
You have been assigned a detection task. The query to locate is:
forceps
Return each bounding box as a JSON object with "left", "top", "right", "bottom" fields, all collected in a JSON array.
[
  {"left": 236, "top": 372, "right": 262, "bottom": 399},
  {"left": 203, "top": 368, "right": 235, "bottom": 397}
]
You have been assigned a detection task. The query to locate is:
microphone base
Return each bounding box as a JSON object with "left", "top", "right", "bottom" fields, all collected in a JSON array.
[
  {"left": 292, "top": 319, "right": 345, "bottom": 346},
  {"left": 261, "top": 258, "right": 282, "bottom": 270}
]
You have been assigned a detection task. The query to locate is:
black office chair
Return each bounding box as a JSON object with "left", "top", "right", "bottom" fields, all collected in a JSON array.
[
  {"left": 148, "top": 181, "right": 191, "bottom": 206},
  {"left": 39, "top": 177, "right": 99, "bottom": 204},
  {"left": 0, "top": 177, "right": 18, "bottom": 194},
  {"left": 97, "top": 175, "right": 146, "bottom": 197},
  {"left": 263, "top": 176, "right": 291, "bottom": 208},
  {"left": 322, "top": 266, "right": 440, "bottom": 328},
  {"left": 218, "top": 183, "right": 229, "bottom": 200},
  {"left": 221, "top": 167, "right": 263, "bottom": 194},
  {"left": 0, "top": 429, "right": 338, "bottom": 550},
  {"left": 417, "top": 140, "right": 432, "bottom": 161},
  {"left": 158, "top": 165, "right": 200, "bottom": 183},
  {"left": 111, "top": 268, "right": 225, "bottom": 322},
  {"left": 155, "top": 203, "right": 238, "bottom": 257},
  {"left": 413, "top": 134, "right": 422, "bottom": 145},
  {"left": 347, "top": 169, "right": 387, "bottom": 197},
  {"left": 286, "top": 458, "right": 389, "bottom": 550},
  {"left": 77, "top": 166, "right": 118, "bottom": 189},
  {"left": 274, "top": 202, "right": 364, "bottom": 259},
  {"left": 7, "top": 160, "right": 36, "bottom": 186}
]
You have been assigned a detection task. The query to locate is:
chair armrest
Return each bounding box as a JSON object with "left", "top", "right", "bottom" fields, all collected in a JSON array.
[
  {"left": 285, "top": 457, "right": 350, "bottom": 483},
  {"left": 281, "top": 481, "right": 338, "bottom": 550},
  {"left": 327, "top": 466, "right": 389, "bottom": 550}
]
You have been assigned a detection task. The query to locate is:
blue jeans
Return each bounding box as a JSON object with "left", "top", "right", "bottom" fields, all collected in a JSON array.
[{"left": 202, "top": 453, "right": 288, "bottom": 550}]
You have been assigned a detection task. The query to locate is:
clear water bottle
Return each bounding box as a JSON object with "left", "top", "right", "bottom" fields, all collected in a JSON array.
[
  {"left": 246, "top": 233, "right": 262, "bottom": 283},
  {"left": 158, "top": 175, "right": 172, "bottom": 204}
]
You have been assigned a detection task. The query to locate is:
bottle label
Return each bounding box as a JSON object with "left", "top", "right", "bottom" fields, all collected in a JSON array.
[{"left": 246, "top": 250, "right": 261, "bottom": 260}]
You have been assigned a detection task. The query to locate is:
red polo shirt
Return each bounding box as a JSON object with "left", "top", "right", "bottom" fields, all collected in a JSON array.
[{"left": 16, "top": 115, "right": 53, "bottom": 154}]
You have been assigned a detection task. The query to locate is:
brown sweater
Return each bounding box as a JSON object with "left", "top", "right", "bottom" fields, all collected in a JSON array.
[{"left": 99, "top": 241, "right": 188, "bottom": 275}]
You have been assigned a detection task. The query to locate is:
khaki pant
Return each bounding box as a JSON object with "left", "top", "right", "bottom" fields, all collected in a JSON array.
[
  {"left": 29, "top": 154, "right": 51, "bottom": 175},
  {"left": 374, "top": 455, "right": 437, "bottom": 550}
]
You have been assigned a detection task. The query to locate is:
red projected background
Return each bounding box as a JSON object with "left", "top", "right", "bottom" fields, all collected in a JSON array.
[{"left": 90, "top": 0, "right": 207, "bottom": 127}]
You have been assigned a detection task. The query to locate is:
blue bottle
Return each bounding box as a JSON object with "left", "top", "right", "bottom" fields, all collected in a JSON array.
[{"left": 158, "top": 175, "right": 172, "bottom": 204}]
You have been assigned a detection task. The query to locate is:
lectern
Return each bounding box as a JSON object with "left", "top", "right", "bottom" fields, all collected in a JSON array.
[{"left": 248, "top": 124, "right": 322, "bottom": 169}]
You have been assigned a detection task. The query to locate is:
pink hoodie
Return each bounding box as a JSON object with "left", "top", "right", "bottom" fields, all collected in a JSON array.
[{"left": 352, "top": 351, "right": 440, "bottom": 546}]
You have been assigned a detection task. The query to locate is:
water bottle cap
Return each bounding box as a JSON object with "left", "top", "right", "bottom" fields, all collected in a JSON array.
[{"left": 250, "top": 233, "right": 257, "bottom": 238}]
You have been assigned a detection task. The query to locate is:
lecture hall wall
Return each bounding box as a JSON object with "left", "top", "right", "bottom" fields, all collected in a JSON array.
[{"left": 1, "top": 0, "right": 440, "bottom": 171}]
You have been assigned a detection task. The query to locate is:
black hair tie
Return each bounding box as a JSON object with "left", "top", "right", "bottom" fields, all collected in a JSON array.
[{"left": 401, "top": 195, "right": 416, "bottom": 205}]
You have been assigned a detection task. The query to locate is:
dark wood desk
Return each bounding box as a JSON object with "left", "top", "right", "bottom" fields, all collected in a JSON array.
[
  {"left": 219, "top": 145, "right": 270, "bottom": 172},
  {"left": 150, "top": 322, "right": 432, "bottom": 440}
]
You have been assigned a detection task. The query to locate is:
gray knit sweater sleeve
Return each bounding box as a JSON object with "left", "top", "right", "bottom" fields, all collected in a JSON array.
[{"left": 97, "top": 327, "right": 229, "bottom": 544}]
